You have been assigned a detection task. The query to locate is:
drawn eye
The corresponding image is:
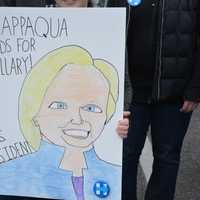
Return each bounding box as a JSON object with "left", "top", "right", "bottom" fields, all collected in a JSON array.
[
  {"left": 49, "top": 101, "right": 67, "bottom": 110},
  {"left": 81, "top": 104, "right": 102, "bottom": 113}
]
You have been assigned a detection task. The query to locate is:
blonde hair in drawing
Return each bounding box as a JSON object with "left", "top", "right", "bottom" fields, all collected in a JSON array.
[{"left": 19, "top": 45, "right": 119, "bottom": 151}]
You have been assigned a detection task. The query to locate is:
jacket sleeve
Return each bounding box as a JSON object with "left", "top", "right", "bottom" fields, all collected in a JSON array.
[
  {"left": 184, "top": 3, "right": 200, "bottom": 102},
  {"left": 0, "top": 0, "right": 15, "bottom": 6}
]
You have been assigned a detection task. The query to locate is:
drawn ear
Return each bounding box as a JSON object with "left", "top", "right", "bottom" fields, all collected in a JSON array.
[{"left": 32, "top": 116, "right": 39, "bottom": 127}]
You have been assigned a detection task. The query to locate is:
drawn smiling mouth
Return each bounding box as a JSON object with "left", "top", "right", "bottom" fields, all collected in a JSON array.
[{"left": 62, "top": 129, "right": 90, "bottom": 139}]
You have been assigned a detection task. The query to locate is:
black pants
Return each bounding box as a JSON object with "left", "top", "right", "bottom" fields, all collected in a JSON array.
[{"left": 122, "top": 102, "right": 192, "bottom": 200}]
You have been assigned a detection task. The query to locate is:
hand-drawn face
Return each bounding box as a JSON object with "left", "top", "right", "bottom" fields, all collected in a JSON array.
[
  {"left": 55, "top": 0, "right": 88, "bottom": 7},
  {"left": 34, "top": 64, "right": 109, "bottom": 148}
]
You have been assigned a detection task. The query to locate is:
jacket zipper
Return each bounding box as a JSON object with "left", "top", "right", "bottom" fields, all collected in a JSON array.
[
  {"left": 157, "top": 0, "right": 165, "bottom": 100},
  {"left": 152, "top": 0, "right": 165, "bottom": 101}
]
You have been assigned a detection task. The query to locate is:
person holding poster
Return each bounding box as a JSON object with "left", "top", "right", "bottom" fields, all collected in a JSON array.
[{"left": 108, "top": 0, "right": 200, "bottom": 200}]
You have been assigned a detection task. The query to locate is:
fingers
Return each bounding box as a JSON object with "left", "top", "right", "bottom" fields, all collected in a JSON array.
[
  {"left": 118, "top": 119, "right": 129, "bottom": 130},
  {"left": 116, "top": 111, "right": 131, "bottom": 139},
  {"left": 116, "top": 118, "right": 129, "bottom": 139},
  {"left": 123, "top": 111, "right": 131, "bottom": 118},
  {"left": 116, "top": 128, "right": 128, "bottom": 138},
  {"left": 180, "top": 101, "right": 199, "bottom": 113},
  {"left": 180, "top": 101, "right": 191, "bottom": 113},
  {"left": 117, "top": 131, "right": 128, "bottom": 139},
  {"left": 180, "top": 101, "right": 189, "bottom": 112}
]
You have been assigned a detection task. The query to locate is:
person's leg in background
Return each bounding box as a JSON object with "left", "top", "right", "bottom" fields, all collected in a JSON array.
[
  {"left": 145, "top": 102, "right": 192, "bottom": 200},
  {"left": 122, "top": 102, "right": 151, "bottom": 200}
]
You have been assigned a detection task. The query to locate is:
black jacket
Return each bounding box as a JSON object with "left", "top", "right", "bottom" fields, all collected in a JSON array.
[{"left": 108, "top": 0, "right": 200, "bottom": 103}]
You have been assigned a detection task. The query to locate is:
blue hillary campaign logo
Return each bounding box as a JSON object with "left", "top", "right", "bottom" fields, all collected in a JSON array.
[
  {"left": 127, "top": 0, "right": 142, "bottom": 7},
  {"left": 93, "top": 181, "right": 110, "bottom": 198}
]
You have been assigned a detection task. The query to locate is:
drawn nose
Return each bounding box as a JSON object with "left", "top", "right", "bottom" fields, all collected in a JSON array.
[{"left": 71, "top": 109, "right": 83, "bottom": 125}]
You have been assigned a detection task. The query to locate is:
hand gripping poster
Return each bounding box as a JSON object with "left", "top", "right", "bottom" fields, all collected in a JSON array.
[{"left": 0, "top": 7, "right": 126, "bottom": 200}]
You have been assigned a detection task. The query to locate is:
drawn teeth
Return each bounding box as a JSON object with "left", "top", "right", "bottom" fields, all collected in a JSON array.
[{"left": 63, "top": 129, "right": 90, "bottom": 139}]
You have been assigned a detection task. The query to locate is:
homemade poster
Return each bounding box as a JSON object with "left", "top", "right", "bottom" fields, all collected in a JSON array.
[{"left": 0, "top": 7, "right": 126, "bottom": 200}]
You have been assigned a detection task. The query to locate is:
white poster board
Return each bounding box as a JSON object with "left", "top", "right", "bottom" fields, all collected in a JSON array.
[{"left": 0, "top": 7, "right": 126, "bottom": 200}]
